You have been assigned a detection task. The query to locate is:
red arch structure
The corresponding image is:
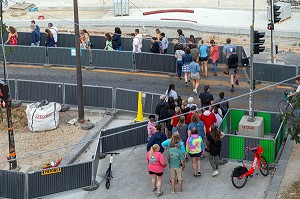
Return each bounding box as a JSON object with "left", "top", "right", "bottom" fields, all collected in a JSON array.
[
  {"left": 143, "top": 9, "right": 194, "bottom": 16},
  {"left": 160, "top": 18, "right": 197, "bottom": 23}
]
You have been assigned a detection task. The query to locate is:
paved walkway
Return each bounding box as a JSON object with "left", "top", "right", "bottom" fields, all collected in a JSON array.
[{"left": 4, "top": 0, "right": 300, "bottom": 38}]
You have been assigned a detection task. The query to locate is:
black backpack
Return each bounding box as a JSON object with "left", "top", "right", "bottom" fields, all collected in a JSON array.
[{"left": 155, "top": 101, "right": 167, "bottom": 116}]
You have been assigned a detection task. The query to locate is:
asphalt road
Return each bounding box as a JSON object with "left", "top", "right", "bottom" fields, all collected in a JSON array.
[{"left": 0, "top": 63, "right": 293, "bottom": 113}]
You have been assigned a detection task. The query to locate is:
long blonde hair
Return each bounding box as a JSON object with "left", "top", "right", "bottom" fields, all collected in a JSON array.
[
  {"left": 170, "top": 132, "right": 182, "bottom": 148},
  {"left": 149, "top": 144, "right": 159, "bottom": 157}
]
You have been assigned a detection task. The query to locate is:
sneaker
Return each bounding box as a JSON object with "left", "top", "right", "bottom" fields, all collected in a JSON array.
[
  {"left": 198, "top": 171, "right": 202, "bottom": 176},
  {"left": 179, "top": 77, "right": 182, "bottom": 80},
  {"left": 188, "top": 80, "right": 191, "bottom": 82},
  {"left": 235, "top": 80, "right": 239, "bottom": 85},
  {"left": 212, "top": 170, "right": 219, "bottom": 177},
  {"left": 178, "top": 190, "right": 182, "bottom": 193},
  {"left": 152, "top": 187, "right": 157, "bottom": 192},
  {"left": 193, "top": 89, "right": 197, "bottom": 94},
  {"left": 156, "top": 191, "right": 163, "bottom": 197},
  {"left": 230, "top": 88, "right": 234, "bottom": 92},
  {"left": 213, "top": 73, "right": 217, "bottom": 76},
  {"left": 185, "top": 82, "right": 188, "bottom": 87},
  {"left": 200, "top": 155, "right": 204, "bottom": 160}
]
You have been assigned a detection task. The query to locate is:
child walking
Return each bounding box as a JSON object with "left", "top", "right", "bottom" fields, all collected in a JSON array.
[
  {"left": 186, "top": 128, "right": 203, "bottom": 177},
  {"left": 146, "top": 144, "right": 167, "bottom": 197},
  {"left": 168, "top": 139, "right": 185, "bottom": 193},
  {"left": 147, "top": 115, "right": 156, "bottom": 141},
  {"left": 206, "top": 126, "right": 225, "bottom": 176}
]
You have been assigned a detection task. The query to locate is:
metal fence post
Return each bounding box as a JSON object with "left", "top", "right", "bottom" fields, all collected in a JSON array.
[
  {"left": 132, "top": 52, "right": 136, "bottom": 70},
  {"left": 44, "top": 47, "right": 50, "bottom": 67},
  {"left": 15, "top": 79, "right": 18, "bottom": 101},
  {"left": 62, "top": 83, "right": 66, "bottom": 106}
]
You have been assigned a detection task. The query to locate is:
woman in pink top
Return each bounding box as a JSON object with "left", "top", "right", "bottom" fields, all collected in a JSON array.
[
  {"left": 146, "top": 144, "right": 167, "bottom": 196},
  {"left": 209, "top": 40, "right": 219, "bottom": 76}
]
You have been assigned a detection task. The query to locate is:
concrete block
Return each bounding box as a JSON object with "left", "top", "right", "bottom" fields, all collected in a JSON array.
[{"left": 274, "top": 160, "right": 288, "bottom": 177}]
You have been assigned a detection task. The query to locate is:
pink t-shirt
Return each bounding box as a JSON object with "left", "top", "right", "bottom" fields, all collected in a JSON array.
[
  {"left": 146, "top": 151, "right": 166, "bottom": 173},
  {"left": 210, "top": 45, "right": 219, "bottom": 63},
  {"left": 147, "top": 121, "right": 156, "bottom": 137}
]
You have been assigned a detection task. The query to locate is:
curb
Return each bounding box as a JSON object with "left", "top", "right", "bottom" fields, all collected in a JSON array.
[
  {"left": 61, "top": 111, "right": 118, "bottom": 165},
  {"left": 265, "top": 135, "right": 293, "bottom": 199}
]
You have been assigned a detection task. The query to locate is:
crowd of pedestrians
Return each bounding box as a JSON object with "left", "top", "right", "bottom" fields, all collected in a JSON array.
[{"left": 147, "top": 83, "right": 229, "bottom": 197}]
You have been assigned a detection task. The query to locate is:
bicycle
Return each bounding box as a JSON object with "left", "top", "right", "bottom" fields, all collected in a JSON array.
[
  {"left": 278, "top": 90, "right": 297, "bottom": 117},
  {"left": 105, "top": 152, "right": 120, "bottom": 189},
  {"left": 231, "top": 146, "right": 269, "bottom": 189}
]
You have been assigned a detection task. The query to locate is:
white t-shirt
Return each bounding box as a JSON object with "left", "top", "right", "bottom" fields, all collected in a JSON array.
[
  {"left": 49, "top": 27, "right": 58, "bottom": 43},
  {"left": 132, "top": 37, "right": 141, "bottom": 52},
  {"left": 165, "top": 89, "right": 178, "bottom": 102},
  {"left": 136, "top": 33, "right": 143, "bottom": 48},
  {"left": 213, "top": 108, "right": 223, "bottom": 127},
  {"left": 296, "top": 85, "right": 300, "bottom": 93}
]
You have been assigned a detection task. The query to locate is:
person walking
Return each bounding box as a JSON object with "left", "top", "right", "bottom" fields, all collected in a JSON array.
[
  {"left": 188, "top": 114, "right": 206, "bottom": 158},
  {"left": 223, "top": 38, "right": 236, "bottom": 74},
  {"left": 45, "top": 29, "right": 55, "bottom": 47},
  {"left": 186, "top": 127, "right": 203, "bottom": 177},
  {"left": 104, "top": 33, "right": 114, "bottom": 50},
  {"left": 147, "top": 124, "right": 167, "bottom": 153},
  {"left": 134, "top": 29, "right": 143, "bottom": 50},
  {"left": 30, "top": 24, "right": 40, "bottom": 46},
  {"left": 189, "top": 53, "right": 201, "bottom": 94},
  {"left": 164, "top": 84, "right": 178, "bottom": 104},
  {"left": 188, "top": 35, "right": 196, "bottom": 49},
  {"left": 228, "top": 47, "right": 239, "bottom": 92},
  {"left": 212, "top": 105, "right": 223, "bottom": 127},
  {"left": 215, "top": 92, "right": 229, "bottom": 116},
  {"left": 48, "top": 23, "right": 58, "bottom": 46},
  {"left": 168, "top": 139, "right": 185, "bottom": 193},
  {"left": 112, "top": 27, "right": 122, "bottom": 51},
  {"left": 5, "top": 26, "right": 18, "bottom": 45},
  {"left": 146, "top": 144, "right": 167, "bottom": 197},
  {"left": 177, "top": 29, "right": 186, "bottom": 48},
  {"left": 131, "top": 32, "right": 141, "bottom": 53},
  {"left": 198, "top": 40, "right": 209, "bottom": 78},
  {"left": 199, "top": 85, "right": 214, "bottom": 108},
  {"left": 209, "top": 40, "right": 219, "bottom": 76},
  {"left": 176, "top": 116, "right": 188, "bottom": 149},
  {"left": 170, "top": 107, "right": 181, "bottom": 134},
  {"left": 31, "top": 20, "right": 40, "bottom": 42},
  {"left": 182, "top": 47, "right": 193, "bottom": 87},
  {"left": 147, "top": 115, "right": 157, "bottom": 141},
  {"left": 175, "top": 44, "right": 185, "bottom": 80},
  {"left": 207, "top": 126, "right": 225, "bottom": 176},
  {"left": 160, "top": 32, "right": 168, "bottom": 54}
]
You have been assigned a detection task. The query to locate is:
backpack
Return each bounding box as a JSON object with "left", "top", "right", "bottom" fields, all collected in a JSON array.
[{"left": 155, "top": 101, "right": 167, "bottom": 116}]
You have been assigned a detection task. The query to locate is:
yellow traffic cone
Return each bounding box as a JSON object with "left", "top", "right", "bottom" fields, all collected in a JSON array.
[{"left": 135, "top": 92, "right": 145, "bottom": 122}]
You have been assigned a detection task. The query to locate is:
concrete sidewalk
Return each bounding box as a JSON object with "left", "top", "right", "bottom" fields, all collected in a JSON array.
[{"left": 4, "top": 7, "right": 300, "bottom": 38}]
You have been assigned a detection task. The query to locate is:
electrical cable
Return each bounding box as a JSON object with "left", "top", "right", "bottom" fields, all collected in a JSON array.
[{"left": 0, "top": 74, "right": 299, "bottom": 165}]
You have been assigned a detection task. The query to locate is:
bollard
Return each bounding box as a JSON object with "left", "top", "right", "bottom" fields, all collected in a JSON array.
[{"left": 134, "top": 92, "right": 145, "bottom": 122}]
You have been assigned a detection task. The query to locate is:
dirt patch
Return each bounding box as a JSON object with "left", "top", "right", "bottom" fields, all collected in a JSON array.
[
  {"left": 279, "top": 181, "right": 300, "bottom": 199},
  {"left": 0, "top": 105, "right": 103, "bottom": 171}
]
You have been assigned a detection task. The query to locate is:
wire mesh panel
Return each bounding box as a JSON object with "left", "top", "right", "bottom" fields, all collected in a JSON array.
[
  {"left": 0, "top": 170, "right": 26, "bottom": 199},
  {"left": 27, "top": 161, "right": 92, "bottom": 198}
]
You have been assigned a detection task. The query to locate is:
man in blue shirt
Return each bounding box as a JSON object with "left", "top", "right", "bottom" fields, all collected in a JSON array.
[
  {"left": 31, "top": 20, "right": 40, "bottom": 40},
  {"left": 223, "top": 38, "right": 236, "bottom": 74}
]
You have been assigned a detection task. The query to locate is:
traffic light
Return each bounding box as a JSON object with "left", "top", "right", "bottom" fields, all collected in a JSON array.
[
  {"left": 275, "top": 45, "right": 278, "bottom": 54},
  {"left": 267, "top": 22, "right": 274, "bottom": 31},
  {"left": 273, "top": 5, "right": 281, "bottom": 23},
  {"left": 253, "top": 31, "right": 265, "bottom": 54}
]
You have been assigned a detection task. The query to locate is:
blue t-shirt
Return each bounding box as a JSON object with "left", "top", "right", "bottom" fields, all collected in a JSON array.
[
  {"left": 199, "top": 45, "right": 208, "bottom": 58},
  {"left": 35, "top": 25, "right": 41, "bottom": 39},
  {"left": 189, "top": 61, "right": 200, "bottom": 74},
  {"left": 162, "top": 139, "right": 185, "bottom": 153},
  {"left": 188, "top": 121, "right": 205, "bottom": 138},
  {"left": 182, "top": 53, "right": 193, "bottom": 65},
  {"left": 223, "top": 44, "right": 236, "bottom": 58},
  {"left": 168, "top": 147, "right": 184, "bottom": 168}
]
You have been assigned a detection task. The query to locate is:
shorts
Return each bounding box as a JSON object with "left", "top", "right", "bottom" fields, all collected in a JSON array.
[
  {"left": 229, "top": 69, "right": 237, "bottom": 75},
  {"left": 199, "top": 56, "right": 208, "bottom": 62},
  {"left": 191, "top": 72, "right": 200, "bottom": 80},
  {"left": 149, "top": 171, "right": 163, "bottom": 176},
  {"left": 189, "top": 152, "right": 201, "bottom": 158},
  {"left": 171, "top": 167, "right": 183, "bottom": 180},
  {"left": 225, "top": 58, "right": 229, "bottom": 65}
]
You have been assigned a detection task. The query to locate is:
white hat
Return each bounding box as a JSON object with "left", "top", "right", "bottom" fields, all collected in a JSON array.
[{"left": 188, "top": 97, "right": 194, "bottom": 103}]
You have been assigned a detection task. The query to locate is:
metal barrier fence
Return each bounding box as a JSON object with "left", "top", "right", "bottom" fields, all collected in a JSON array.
[
  {"left": 27, "top": 161, "right": 92, "bottom": 198},
  {"left": 253, "top": 62, "right": 298, "bottom": 84},
  {"left": 100, "top": 121, "right": 148, "bottom": 153},
  {"left": 0, "top": 170, "right": 26, "bottom": 199},
  {"left": 218, "top": 108, "right": 285, "bottom": 163}
]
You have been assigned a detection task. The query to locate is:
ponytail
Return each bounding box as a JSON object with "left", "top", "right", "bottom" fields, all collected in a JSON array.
[{"left": 149, "top": 146, "right": 155, "bottom": 158}]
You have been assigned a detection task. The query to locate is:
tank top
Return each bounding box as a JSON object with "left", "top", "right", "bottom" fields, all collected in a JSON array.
[{"left": 10, "top": 34, "right": 18, "bottom": 45}]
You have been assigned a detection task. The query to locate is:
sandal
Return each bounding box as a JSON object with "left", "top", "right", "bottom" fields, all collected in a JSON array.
[
  {"left": 198, "top": 172, "right": 202, "bottom": 176},
  {"left": 193, "top": 174, "right": 197, "bottom": 177}
]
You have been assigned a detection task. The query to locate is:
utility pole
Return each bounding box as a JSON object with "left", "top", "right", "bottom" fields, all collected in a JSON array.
[
  {"left": 0, "top": 0, "right": 17, "bottom": 170},
  {"left": 73, "top": 0, "right": 85, "bottom": 122},
  {"left": 248, "top": 0, "right": 255, "bottom": 122},
  {"left": 270, "top": 0, "right": 276, "bottom": 64}
]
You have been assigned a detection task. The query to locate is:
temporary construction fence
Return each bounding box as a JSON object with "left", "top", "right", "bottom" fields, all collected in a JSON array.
[
  {"left": 0, "top": 161, "right": 93, "bottom": 199},
  {"left": 4, "top": 44, "right": 246, "bottom": 74},
  {"left": 218, "top": 108, "right": 286, "bottom": 164}
]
